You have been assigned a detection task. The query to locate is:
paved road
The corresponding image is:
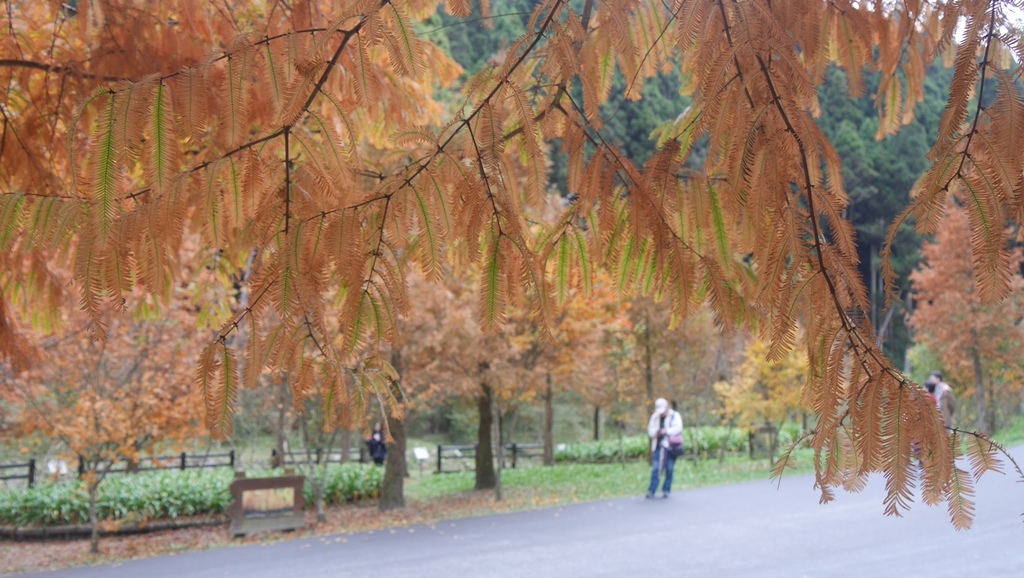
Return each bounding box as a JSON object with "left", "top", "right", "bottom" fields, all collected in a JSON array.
[{"left": 33, "top": 448, "right": 1024, "bottom": 578}]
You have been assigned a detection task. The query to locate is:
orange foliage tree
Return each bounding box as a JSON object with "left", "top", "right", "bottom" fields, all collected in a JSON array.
[
  {"left": 909, "top": 200, "right": 1024, "bottom": 435},
  {"left": 628, "top": 298, "right": 746, "bottom": 426},
  {"left": 8, "top": 309, "right": 201, "bottom": 552},
  {"left": 3, "top": 0, "right": 1024, "bottom": 527},
  {"left": 552, "top": 272, "right": 633, "bottom": 443},
  {"left": 399, "top": 266, "right": 539, "bottom": 494}
]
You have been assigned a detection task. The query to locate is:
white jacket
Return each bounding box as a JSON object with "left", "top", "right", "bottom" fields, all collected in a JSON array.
[{"left": 647, "top": 410, "right": 683, "bottom": 451}]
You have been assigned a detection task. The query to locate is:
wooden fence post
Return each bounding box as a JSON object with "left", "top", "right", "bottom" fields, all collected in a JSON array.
[
  {"left": 27, "top": 459, "right": 35, "bottom": 487},
  {"left": 512, "top": 444, "right": 518, "bottom": 469},
  {"left": 436, "top": 445, "right": 442, "bottom": 473},
  {"left": 180, "top": 452, "right": 187, "bottom": 470},
  {"left": 77, "top": 455, "right": 84, "bottom": 478},
  {"left": 229, "top": 449, "right": 235, "bottom": 468}
]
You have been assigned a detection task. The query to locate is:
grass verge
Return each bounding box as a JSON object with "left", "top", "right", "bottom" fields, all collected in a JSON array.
[
  {"left": 992, "top": 415, "right": 1024, "bottom": 448},
  {"left": 406, "top": 450, "right": 814, "bottom": 505}
]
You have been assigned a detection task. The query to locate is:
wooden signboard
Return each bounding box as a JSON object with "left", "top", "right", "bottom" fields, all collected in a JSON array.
[{"left": 229, "top": 473, "right": 306, "bottom": 537}]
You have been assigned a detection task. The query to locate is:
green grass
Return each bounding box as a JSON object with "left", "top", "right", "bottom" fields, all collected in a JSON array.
[
  {"left": 992, "top": 415, "right": 1024, "bottom": 447},
  {"left": 405, "top": 449, "right": 816, "bottom": 505},
  {"left": 401, "top": 415, "right": 1024, "bottom": 511}
]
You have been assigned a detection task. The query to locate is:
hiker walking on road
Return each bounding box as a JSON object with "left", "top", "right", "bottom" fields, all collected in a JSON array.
[
  {"left": 926, "top": 371, "right": 957, "bottom": 430},
  {"left": 646, "top": 398, "right": 683, "bottom": 499}
]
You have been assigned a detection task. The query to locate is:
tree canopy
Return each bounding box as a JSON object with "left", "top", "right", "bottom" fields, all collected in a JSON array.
[
  {"left": 910, "top": 199, "right": 1024, "bottom": 435},
  {"left": 2, "top": 0, "right": 1024, "bottom": 528}
]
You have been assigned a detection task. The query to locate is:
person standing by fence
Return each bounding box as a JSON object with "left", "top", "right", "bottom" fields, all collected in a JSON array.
[
  {"left": 646, "top": 398, "right": 683, "bottom": 499},
  {"left": 366, "top": 421, "right": 387, "bottom": 466}
]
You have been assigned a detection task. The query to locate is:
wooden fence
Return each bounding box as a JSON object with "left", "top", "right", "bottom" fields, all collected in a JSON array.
[
  {"left": 270, "top": 446, "right": 367, "bottom": 466},
  {"left": 0, "top": 460, "right": 36, "bottom": 487},
  {"left": 1, "top": 451, "right": 235, "bottom": 487},
  {"left": 3, "top": 442, "right": 592, "bottom": 485},
  {"left": 76, "top": 451, "right": 236, "bottom": 476},
  {"left": 436, "top": 443, "right": 544, "bottom": 473}
]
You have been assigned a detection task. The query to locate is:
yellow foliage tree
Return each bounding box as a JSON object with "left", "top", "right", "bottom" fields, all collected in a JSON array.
[{"left": 715, "top": 340, "right": 807, "bottom": 464}]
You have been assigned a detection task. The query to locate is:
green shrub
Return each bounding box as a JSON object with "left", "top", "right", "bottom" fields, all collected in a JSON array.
[
  {"left": 322, "top": 462, "right": 383, "bottom": 502},
  {"left": 99, "top": 469, "right": 236, "bottom": 521},
  {"left": 554, "top": 426, "right": 784, "bottom": 463},
  {"left": 777, "top": 422, "right": 806, "bottom": 448},
  {"left": 554, "top": 436, "right": 649, "bottom": 463},
  {"left": 252, "top": 464, "right": 384, "bottom": 505},
  {"left": 684, "top": 427, "right": 748, "bottom": 456},
  {"left": 0, "top": 463, "right": 382, "bottom": 528},
  {"left": 0, "top": 479, "right": 89, "bottom": 527}
]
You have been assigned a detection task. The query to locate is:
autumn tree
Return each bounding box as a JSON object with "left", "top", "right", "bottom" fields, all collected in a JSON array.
[
  {"left": 628, "top": 298, "right": 745, "bottom": 426},
  {"left": 400, "top": 266, "right": 537, "bottom": 494},
  {"left": 716, "top": 339, "right": 808, "bottom": 463},
  {"left": 909, "top": 200, "right": 1024, "bottom": 434},
  {"left": 552, "top": 272, "right": 633, "bottom": 442},
  {"left": 8, "top": 310, "right": 201, "bottom": 553},
  {"left": 3, "top": 0, "right": 1024, "bottom": 528}
]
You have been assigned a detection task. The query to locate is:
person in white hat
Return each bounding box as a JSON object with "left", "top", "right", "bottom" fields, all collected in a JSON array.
[{"left": 646, "top": 397, "right": 683, "bottom": 499}]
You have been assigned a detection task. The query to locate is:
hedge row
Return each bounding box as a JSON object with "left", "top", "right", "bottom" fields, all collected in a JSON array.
[
  {"left": 0, "top": 464, "right": 382, "bottom": 527},
  {"left": 554, "top": 424, "right": 806, "bottom": 463},
  {"left": 554, "top": 436, "right": 649, "bottom": 463}
]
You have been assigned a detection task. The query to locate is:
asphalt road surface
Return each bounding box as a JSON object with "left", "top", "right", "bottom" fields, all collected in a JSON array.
[{"left": 32, "top": 447, "right": 1024, "bottom": 578}]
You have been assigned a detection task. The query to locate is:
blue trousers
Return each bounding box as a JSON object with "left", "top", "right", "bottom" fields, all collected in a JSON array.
[{"left": 648, "top": 447, "right": 676, "bottom": 495}]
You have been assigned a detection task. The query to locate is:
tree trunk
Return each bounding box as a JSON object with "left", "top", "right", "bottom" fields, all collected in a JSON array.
[
  {"left": 88, "top": 478, "right": 100, "bottom": 554},
  {"left": 495, "top": 402, "right": 503, "bottom": 502},
  {"left": 272, "top": 379, "right": 289, "bottom": 468},
  {"left": 543, "top": 374, "right": 554, "bottom": 466},
  {"left": 593, "top": 406, "right": 600, "bottom": 441},
  {"left": 618, "top": 428, "right": 625, "bottom": 466},
  {"left": 475, "top": 382, "right": 496, "bottom": 490},
  {"left": 972, "top": 344, "right": 988, "bottom": 435},
  {"left": 340, "top": 429, "right": 351, "bottom": 464},
  {"left": 380, "top": 348, "right": 407, "bottom": 510},
  {"left": 643, "top": 320, "right": 654, "bottom": 400},
  {"left": 313, "top": 464, "right": 327, "bottom": 523},
  {"left": 987, "top": 375, "right": 997, "bottom": 434},
  {"left": 870, "top": 242, "right": 879, "bottom": 331},
  {"left": 505, "top": 408, "right": 519, "bottom": 452},
  {"left": 380, "top": 413, "right": 407, "bottom": 509},
  {"left": 768, "top": 421, "right": 781, "bottom": 465},
  {"left": 400, "top": 410, "right": 412, "bottom": 478},
  {"left": 298, "top": 422, "right": 333, "bottom": 524}
]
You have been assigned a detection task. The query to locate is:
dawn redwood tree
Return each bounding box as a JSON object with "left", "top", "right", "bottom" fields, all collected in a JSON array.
[
  {"left": 8, "top": 309, "right": 202, "bottom": 553},
  {"left": 2, "top": 0, "right": 1024, "bottom": 527},
  {"left": 627, "top": 297, "right": 746, "bottom": 426},
  {"left": 909, "top": 200, "right": 1024, "bottom": 435},
  {"left": 669, "top": 304, "right": 746, "bottom": 427},
  {"left": 401, "top": 268, "right": 491, "bottom": 488},
  {"left": 552, "top": 272, "right": 633, "bottom": 442},
  {"left": 399, "top": 266, "right": 530, "bottom": 492}
]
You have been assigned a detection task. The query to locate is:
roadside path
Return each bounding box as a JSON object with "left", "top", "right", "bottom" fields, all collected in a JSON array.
[{"left": 34, "top": 448, "right": 1024, "bottom": 577}]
